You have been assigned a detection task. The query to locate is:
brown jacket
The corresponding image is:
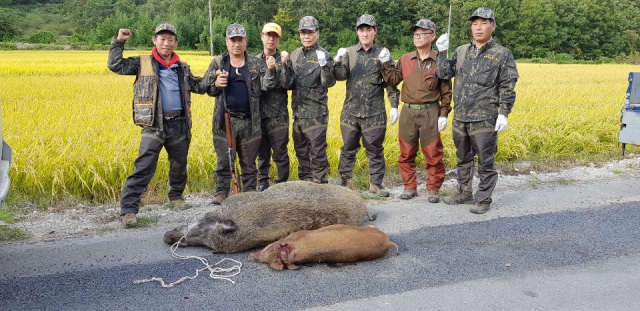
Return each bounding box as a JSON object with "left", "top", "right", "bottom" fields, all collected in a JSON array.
[{"left": 382, "top": 49, "right": 452, "bottom": 117}]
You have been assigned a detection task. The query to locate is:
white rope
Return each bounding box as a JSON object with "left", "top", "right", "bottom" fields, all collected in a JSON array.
[{"left": 133, "top": 229, "right": 242, "bottom": 288}]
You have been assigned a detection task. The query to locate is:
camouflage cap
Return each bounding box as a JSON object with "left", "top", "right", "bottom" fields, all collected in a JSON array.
[
  {"left": 469, "top": 7, "right": 495, "bottom": 21},
  {"left": 409, "top": 19, "right": 436, "bottom": 33},
  {"left": 226, "top": 23, "right": 247, "bottom": 38},
  {"left": 356, "top": 14, "right": 376, "bottom": 28},
  {"left": 155, "top": 22, "right": 177, "bottom": 37},
  {"left": 298, "top": 16, "right": 319, "bottom": 31}
]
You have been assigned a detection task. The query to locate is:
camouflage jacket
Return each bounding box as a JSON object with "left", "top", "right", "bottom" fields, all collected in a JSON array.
[
  {"left": 287, "top": 44, "right": 336, "bottom": 118},
  {"left": 436, "top": 39, "right": 519, "bottom": 122},
  {"left": 334, "top": 43, "right": 399, "bottom": 118},
  {"left": 107, "top": 37, "right": 210, "bottom": 131},
  {"left": 256, "top": 50, "right": 294, "bottom": 119},
  {"left": 204, "top": 51, "right": 276, "bottom": 138}
]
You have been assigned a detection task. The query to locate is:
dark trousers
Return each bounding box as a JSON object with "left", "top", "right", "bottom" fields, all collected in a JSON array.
[
  {"left": 338, "top": 113, "right": 386, "bottom": 185},
  {"left": 214, "top": 117, "right": 261, "bottom": 194},
  {"left": 292, "top": 116, "right": 329, "bottom": 182},
  {"left": 120, "top": 118, "right": 190, "bottom": 215},
  {"left": 257, "top": 115, "right": 290, "bottom": 186},
  {"left": 452, "top": 119, "right": 498, "bottom": 203}
]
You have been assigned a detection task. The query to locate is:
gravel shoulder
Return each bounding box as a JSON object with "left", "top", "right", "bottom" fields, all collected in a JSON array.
[{"left": 4, "top": 155, "right": 640, "bottom": 243}]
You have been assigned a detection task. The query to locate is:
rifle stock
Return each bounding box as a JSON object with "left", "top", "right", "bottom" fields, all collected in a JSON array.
[{"left": 224, "top": 112, "right": 239, "bottom": 194}]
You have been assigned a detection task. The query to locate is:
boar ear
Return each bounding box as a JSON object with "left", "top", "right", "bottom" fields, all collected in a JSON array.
[
  {"left": 269, "top": 260, "right": 284, "bottom": 270},
  {"left": 215, "top": 219, "right": 238, "bottom": 233}
]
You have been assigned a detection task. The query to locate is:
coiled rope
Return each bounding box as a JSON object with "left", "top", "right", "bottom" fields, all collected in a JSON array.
[{"left": 133, "top": 229, "right": 242, "bottom": 288}]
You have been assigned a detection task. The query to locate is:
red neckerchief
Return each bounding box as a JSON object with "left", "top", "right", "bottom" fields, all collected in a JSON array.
[{"left": 152, "top": 47, "right": 180, "bottom": 68}]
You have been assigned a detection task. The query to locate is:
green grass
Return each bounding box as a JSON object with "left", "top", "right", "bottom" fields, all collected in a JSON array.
[
  {"left": 0, "top": 226, "right": 32, "bottom": 241},
  {"left": 124, "top": 215, "right": 160, "bottom": 229}
]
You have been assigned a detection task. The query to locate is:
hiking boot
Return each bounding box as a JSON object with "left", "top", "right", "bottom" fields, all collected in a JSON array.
[
  {"left": 369, "top": 184, "right": 389, "bottom": 197},
  {"left": 443, "top": 190, "right": 473, "bottom": 205},
  {"left": 121, "top": 213, "right": 137, "bottom": 226},
  {"left": 302, "top": 177, "right": 314, "bottom": 182},
  {"left": 257, "top": 184, "right": 269, "bottom": 192},
  {"left": 341, "top": 175, "right": 353, "bottom": 190},
  {"left": 470, "top": 201, "right": 491, "bottom": 214},
  {"left": 427, "top": 190, "right": 440, "bottom": 203},
  {"left": 399, "top": 189, "right": 417, "bottom": 200},
  {"left": 211, "top": 193, "right": 228, "bottom": 205},
  {"left": 170, "top": 199, "right": 192, "bottom": 210}
]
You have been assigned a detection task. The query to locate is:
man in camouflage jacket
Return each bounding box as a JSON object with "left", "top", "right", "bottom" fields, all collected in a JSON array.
[
  {"left": 285, "top": 16, "right": 336, "bottom": 183},
  {"left": 108, "top": 23, "right": 210, "bottom": 226},
  {"left": 436, "top": 7, "right": 519, "bottom": 214},
  {"left": 256, "top": 22, "right": 294, "bottom": 191},
  {"left": 204, "top": 24, "right": 276, "bottom": 204},
  {"left": 333, "top": 14, "right": 399, "bottom": 197}
]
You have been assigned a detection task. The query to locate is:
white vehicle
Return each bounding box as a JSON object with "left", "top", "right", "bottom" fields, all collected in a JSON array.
[{"left": 0, "top": 102, "right": 11, "bottom": 205}]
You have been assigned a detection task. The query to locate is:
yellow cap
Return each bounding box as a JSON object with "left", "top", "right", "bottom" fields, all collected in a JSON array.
[{"left": 261, "top": 22, "right": 282, "bottom": 37}]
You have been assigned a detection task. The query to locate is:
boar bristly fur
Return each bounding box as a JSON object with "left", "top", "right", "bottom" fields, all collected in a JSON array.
[{"left": 163, "top": 181, "right": 368, "bottom": 253}]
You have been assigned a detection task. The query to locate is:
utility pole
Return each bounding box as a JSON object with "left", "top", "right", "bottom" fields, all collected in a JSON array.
[{"left": 208, "top": 0, "right": 214, "bottom": 56}]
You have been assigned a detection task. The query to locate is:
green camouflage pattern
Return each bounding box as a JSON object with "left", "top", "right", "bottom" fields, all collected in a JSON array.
[
  {"left": 436, "top": 39, "right": 518, "bottom": 122},
  {"left": 287, "top": 44, "right": 336, "bottom": 119},
  {"left": 256, "top": 50, "right": 293, "bottom": 118},
  {"left": 334, "top": 43, "right": 399, "bottom": 118},
  {"left": 203, "top": 50, "right": 276, "bottom": 139}
]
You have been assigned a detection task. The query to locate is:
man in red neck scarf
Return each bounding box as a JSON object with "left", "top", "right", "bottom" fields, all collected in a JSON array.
[{"left": 108, "top": 23, "right": 211, "bottom": 226}]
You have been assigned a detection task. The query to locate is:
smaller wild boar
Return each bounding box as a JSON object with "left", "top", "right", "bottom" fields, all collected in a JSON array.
[{"left": 248, "top": 224, "right": 398, "bottom": 270}]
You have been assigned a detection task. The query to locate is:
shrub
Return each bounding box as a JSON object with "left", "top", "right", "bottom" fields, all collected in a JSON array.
[{"left": 28, "top": 31, "right": 56, "bottom": 44}]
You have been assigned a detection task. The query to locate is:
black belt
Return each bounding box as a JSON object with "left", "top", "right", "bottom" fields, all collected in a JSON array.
[
  {"left": 163, "top": 110, "right": 183, "bottom": 120},
  {"left": 228, "top": 111, "right": 251, "bottom": 119}
]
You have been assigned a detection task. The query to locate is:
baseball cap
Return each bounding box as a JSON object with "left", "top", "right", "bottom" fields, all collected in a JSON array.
[
  {"left": 226, "top": 23, "right": 247, "bottom": 38},
  {"left": 155, "top": 22, "right": 177, "bottom": 37},
  {"left": 298, "top": 16, "right": 319, "bottom": 31},
  {"left": 262, "top": 22, "right": 282, "bottom": 37},
  {"left": 469, "top": 7, "right": 496, "bottom": 21},
  {"left": 356, "top": 14, "right": 376, "bottom": 28},
  {"left": 409, "top": 19, "right": 436, "bottom": 33}
]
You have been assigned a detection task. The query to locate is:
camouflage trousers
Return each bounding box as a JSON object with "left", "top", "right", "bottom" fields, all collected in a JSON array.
[
  {"left": 398, "top": 105, "right": 445, "bottom": 191},
  {"left": 257, "top": 114, "right": 290, "bottom": 186},
  {"left": 292, "top": 115, "right": 329, "bottom": 182},
  {"left": 451, "top": 119, "right": 498, "bottom": 203},
  {"left": 338, "top": 112, "right": 387, "bottom": 185},
  {"left": 213, "top": 116, "right": 261, "bottom": 194},
  {"left": 121, "top": 117, "right": 190, "bottom": 215}
]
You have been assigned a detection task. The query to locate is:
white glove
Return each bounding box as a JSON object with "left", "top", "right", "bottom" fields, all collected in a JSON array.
[
  {"left": 437, "top": 117, "right": 447, "bottom": 132},
  {"left": 436, "top": 33, "right": 449, "bottom": 51},
  {"left": 378, "top": 48, "right": 390, "bottom": 63},
  {"left": 495, "top": 114, "right": 508, "bottom": 132},
  {"left": 335, "top": 48, "right": 347, "bottom": 63},
  {"left": 316, "top": 50, "right": 327, "bottom": 66},
  {"left": 389, "top": 108, "right": 398, "bottom": 125}
]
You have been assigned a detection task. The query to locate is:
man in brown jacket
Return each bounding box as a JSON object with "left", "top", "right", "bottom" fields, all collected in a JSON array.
[{"left": 381, "top": 19, "right": 452, "bottom": 202}]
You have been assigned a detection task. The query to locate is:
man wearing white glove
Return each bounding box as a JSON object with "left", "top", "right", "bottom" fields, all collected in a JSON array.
[
  {"left": 285, "top": 16, "right": 336, "bottom": 184},
  {"left": 380, "top": 18, "right": 452, "bottom": 203},
  {"left": 333, "top": 14, "right": 399, "bottom": 197},
  {"left": 436, "top": 8, "right": 519, "bottom": 214}
]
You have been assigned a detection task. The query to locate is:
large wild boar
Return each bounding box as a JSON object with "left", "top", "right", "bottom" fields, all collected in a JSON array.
[
  {"left": 248, "top": 224, "right": 398, "bottom": 270},
  {"left": 163, "top": 181, "right": 369, "bottom": 253}
]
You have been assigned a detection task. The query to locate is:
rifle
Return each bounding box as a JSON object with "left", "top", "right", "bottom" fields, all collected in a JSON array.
[{"left": 224, "top": 112, "right": 239, "bottom": 194}]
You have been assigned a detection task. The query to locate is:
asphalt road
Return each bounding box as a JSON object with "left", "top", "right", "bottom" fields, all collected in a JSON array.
[{"left": 1, "top": 178, "right": 639, "bottom": 311}]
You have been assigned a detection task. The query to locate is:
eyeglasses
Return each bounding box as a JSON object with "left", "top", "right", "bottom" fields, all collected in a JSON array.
[{"left": 413, "top": 32, "right": 433, "bottom": 38}]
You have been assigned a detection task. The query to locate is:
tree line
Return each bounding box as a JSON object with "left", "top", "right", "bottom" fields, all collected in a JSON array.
[{"left": 1, "top": 0, "right": 639, "bottom": 61}]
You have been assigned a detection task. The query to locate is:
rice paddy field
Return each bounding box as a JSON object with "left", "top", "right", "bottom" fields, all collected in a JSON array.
[{"left": 0, "top": 50, "right": 637, "bottom": 206}]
